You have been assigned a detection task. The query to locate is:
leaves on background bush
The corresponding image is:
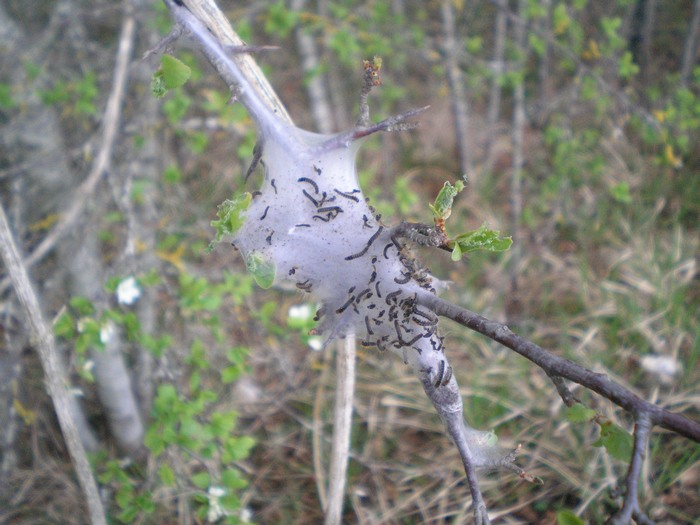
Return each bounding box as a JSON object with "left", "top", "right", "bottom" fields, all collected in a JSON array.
[{"left": 557, "top": 509, "right": 585, "bottom": 525}]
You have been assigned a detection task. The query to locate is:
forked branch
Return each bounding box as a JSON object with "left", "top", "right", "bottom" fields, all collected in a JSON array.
[{"left": 415, "top": 292, "right": 700, "bottom": 443}]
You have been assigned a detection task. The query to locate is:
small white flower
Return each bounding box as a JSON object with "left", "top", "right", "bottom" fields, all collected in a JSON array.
[
  {"left": 640, "top": 354, "right": 682, "bottom": 385},
  {"left": 68, "top": 387, "right": 85, "bottom": 398},
  {"left": 117, "top": 276, "right": 141, "bottom": 306},
  {"left": 240, "top": 507, "right": 253, "bottom": 523},
  {"left": 307, "top": 336, "right": 323, "bottom": 351},
  {"left": 207, "top": 502, "right": 224, "bottom": 523},
  {"left": 76, "top": 318, "right": 88, "bottom": 333},
  {"left": 208, "top": 485, "right": 226, "bottom": 498},
  {"left": 99, "top": 320, "right": 116, "bottom": 344},
  {"left": 100, "top": 320, "right": 116, "bottom": 344},
  {"left": 288, "top": 303, "right": 313, "bottom": 320},
  {"left": 206, "top": 485, "right": 227, "bottom": 522}
]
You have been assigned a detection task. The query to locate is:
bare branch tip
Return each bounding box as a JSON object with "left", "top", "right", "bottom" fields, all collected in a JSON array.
[{"left": 142, "top": 26, "right": 183, "bottom": 61}]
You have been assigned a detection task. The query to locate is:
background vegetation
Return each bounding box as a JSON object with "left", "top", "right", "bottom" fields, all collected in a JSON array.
[{"left": 0, "top": 0, "right": 698, "bottom": 523}]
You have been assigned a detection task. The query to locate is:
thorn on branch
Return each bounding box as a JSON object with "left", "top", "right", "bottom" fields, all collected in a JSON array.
[
  {"left": 244, "top": 141, "right": 264, "bottom": 182},
  {"left": 143, "top": 25, "right": 183, "bottom": 60},
  {"left": 352, "top": 106, "right": 430, "bottom": 141},
  {"left": 357, "top": 56, "right": 383, "bottom": 127}
]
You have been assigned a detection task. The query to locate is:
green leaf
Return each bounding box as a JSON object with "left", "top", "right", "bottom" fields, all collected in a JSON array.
[
  {"left": 451, "top": 224, "right": 512, "bottom": 259},
  {"left": 221, "top": 365, "right": 242, "bottom": 383},
  {"left": 158, "top": 465, "right": 176, "bottom": 486},
  {"left": 191, "top": 471, "right": 210, "bottom": 490},
  {"left": 245, "top": 250, "right": 276, "bottom": 289},
  {"left": 210, "top": 411, "right": 238, "bottom": 438},
  {"left": 207, "top": 193, "right": 252, "bottom": 252},
  {"left": 151, "top": 70, "right": 166, "bottom": 99},
  {"left": 0, "top": 83, "right": 16, "bottom": 109},
  {"left": 610, "top": 181, "right": 631, "bottom": 203},
  {"left": 429, "top": 180, "right": 465, "bottom": 221},
  {"left": 222, "top": 468, "right": 248, "bottom": 490},
  {"left": 557, "top": 509, "right": 584, "bottom": 525},
  {"left": 189, "top": 371, "right": 201, "bottom": 392},
  {"left": 451, "top": 242, "right": 462, "bottom": 262},
  {"left": 566, "top": 403, "right": 596, "bottom": 423},
  {"left": 70, "top": 296, "right": 95, "bottom": 316},
  {"left": 163, "top": 165, "right": 182, "bottom": 184},
  {"left": 144, "top": 428, "right": 166, "bottom": 456},
  {"left": 54, "top": 311, "right": 75, "bottom": 339},
  {"left": 618, "top": 51, "right": 639, "bottom": 80},
  {"left": 593, "top": 421, "right": 633, "bottom": 462},
  {"left": 161, "top": 54, "right": 191, "bottom": 90},
  {"left": 224, "top": 435, "right": 256, "bottom": 461}
]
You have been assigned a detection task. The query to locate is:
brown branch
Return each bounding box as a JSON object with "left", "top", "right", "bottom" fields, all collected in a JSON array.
[
  {"left": 317, "top": 106, "right": 430, "bottom": 152},
  {"left": 416, "top": 292, "right": 700, "bottom": 443},
  {"left": 609, "top": 413, "right": 652, "bottom": 525}
]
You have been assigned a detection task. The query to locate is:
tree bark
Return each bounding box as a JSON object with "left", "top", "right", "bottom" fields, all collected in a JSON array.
[
  {"left": 441, "top": 0, "right": 472, "bottom": 178},
  {"left": 508, "top": 0, "right": 527, "bottom": 318},
  {"left": 324, "top": 334, "right": 356, "bottom": 525},
  {"left": 292, "top": 0, "right": 335, "bottom": 134},
  {"left": 681, "top": 0, "right": 700, "bottom": 86},
  {"left": 484, "top": 0, "right": 507, "bottom": 173}
]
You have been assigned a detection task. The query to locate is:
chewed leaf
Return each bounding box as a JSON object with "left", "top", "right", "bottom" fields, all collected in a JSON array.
[
  {"left": 207, "top": 193, "right": 252, "bottom": 253},
  {"left": 151, "top": 71, "right": 166, "bottom": 99},
  {"left": 593, "top": 421, "right": 633, "bottom": 462},
  {"left": 451, "top": 223, "right": 512, "bottom": 259},
  {"left": 245, "top": 250, "right": 276, "bottom": 289},
  {"left": 429, "top": 180, "right": 464, "bottom": 221}
]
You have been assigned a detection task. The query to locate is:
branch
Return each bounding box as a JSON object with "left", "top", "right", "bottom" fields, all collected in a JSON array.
[
  {"left": 415, "top": 292, "right": 700, "bottom": 443},
  {"left": 0, "top": 202, "right": 107, "bottom": 525},
  {"left": 325, "top": 333, "right": 357, "bottom": 525},
  {"left": 164, "top": 0, "right": 294, "bottom": 145},
  {"left": 609, "top": 413, "right": 652, "bottom": 525}
]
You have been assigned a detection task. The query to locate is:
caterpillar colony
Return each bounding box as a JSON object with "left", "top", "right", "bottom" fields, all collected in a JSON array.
[{"left": 165, "top": 1, "right": 530, "bottom": 521}]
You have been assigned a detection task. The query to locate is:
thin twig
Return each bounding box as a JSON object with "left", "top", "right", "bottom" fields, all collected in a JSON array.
[
  {"left": 548, "top": 374, "right": 579, "bottom": 407},
  {"left": 609, "top": 413, "right": 652, "bottom": 525},
  {"left": 416, "top": 292, "right": 700, "bottom": 443},
  {"left": 489, "top": 0, "right": 660, "bottom": 129},
  {"left": 325, "top": 333, "right": 357, "bottom": 525},
  {"left": 0, "top": 203, "right": 107, "bottom": 525},
  {"left": 312, "top": 347, "right": 331, "bottom": 510},
  {"left": 319, "top": 106, "right": 430, "bottom": 152}
]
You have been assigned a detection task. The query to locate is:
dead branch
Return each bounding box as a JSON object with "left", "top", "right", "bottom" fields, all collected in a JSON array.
[{"left": 0, "top": 203, "right": 107, "bottom": 525}]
